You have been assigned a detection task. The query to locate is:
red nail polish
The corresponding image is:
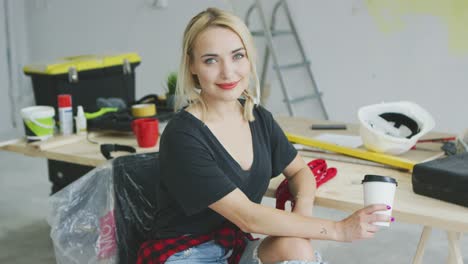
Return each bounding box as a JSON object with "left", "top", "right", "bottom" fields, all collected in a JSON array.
[
  {"left": 387, "top": 205, "right": 392, "bottom": 210},
  {"left": 391, "top": 217, "right": 395, "bottom": 222}
]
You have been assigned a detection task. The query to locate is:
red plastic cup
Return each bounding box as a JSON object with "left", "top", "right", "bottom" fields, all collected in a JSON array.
[{"left": 131, "top": 118, "right": 159, "bottom": 148}]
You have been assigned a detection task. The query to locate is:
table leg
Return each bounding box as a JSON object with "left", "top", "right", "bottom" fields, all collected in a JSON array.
[
  {"left": 446, "top": 232, "right": 463, "bottom": 264},
  {"left": 412, "top": 226, "right": 432, "bottom": 264}
]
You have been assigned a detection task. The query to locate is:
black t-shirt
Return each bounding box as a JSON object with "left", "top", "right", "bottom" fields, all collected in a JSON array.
[{"left": 153, "top": 105, "right": 297, "bottom": 238}]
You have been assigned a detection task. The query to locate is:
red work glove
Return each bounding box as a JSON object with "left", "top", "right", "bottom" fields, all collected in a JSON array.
[
  {"left": 308, "top": 159, "right": 337, "bottom": 188},
  {"left": 275, "top": 159, "right": 337, "bottom": 210}
]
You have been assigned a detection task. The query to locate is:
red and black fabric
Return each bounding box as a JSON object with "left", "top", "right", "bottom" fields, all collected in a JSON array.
[
  {"left": 275, "top": 159, "right": 337, "bottom": 210},
  {"left": 136, "top": 221, "right": 256, "bottom": 264}
]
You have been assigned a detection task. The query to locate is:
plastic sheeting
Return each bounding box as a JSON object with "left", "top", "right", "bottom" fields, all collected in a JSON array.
[{"left": 47, "top": 152, "right": 160, "bottom": 264}]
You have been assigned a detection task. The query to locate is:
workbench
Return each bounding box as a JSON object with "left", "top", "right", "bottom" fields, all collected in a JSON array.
[{"left": 1, "top": 116, "right": 466, "bottom": 263}]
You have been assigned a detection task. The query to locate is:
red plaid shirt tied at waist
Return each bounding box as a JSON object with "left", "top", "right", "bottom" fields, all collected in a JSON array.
[{"left": 137, "top": 221, "right": 257, "bottom": 264}]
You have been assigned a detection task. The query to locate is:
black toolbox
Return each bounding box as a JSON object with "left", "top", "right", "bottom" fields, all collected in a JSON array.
[
  {"left": 24, "top": 53, "right": 141, "bottom": 193},
  {"left": 23, "top": 53, "right": 141, "bottom": 117},
  {"left": 412, "top": 153, "right": 468, "bottom": 207}
]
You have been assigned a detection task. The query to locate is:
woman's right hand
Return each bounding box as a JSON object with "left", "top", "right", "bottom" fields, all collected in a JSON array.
[{"left": 335, "top": 204, "right": 393, "bottom": 242}]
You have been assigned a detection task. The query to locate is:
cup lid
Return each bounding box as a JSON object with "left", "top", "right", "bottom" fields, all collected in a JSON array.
[{"left": 361, "top": 174, "right": 398, "bottom": 186}]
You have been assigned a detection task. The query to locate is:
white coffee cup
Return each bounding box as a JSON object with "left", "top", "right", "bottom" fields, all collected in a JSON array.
[{"left": 362, "top": 174, "right": 398, "bottom": 227}]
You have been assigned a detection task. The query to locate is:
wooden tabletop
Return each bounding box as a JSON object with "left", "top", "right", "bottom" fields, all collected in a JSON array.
[
  {"left": 266, "top": 155, "right": 468, "bottom": 233},
  {"left": 1, "top": 132, "right": 158, "bottom": 167}
]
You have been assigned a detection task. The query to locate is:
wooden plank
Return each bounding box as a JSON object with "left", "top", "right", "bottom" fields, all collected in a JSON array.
[
  {"left": 30, "top": 134, "right": 86, "bottom": 150},
  {"left": 1, "top": 138, "right": 44, "bottom": 158},
  {"left": 0, "top": 139, "right": 21, "bottom": 148},
  {"left": 447, "top": 232, "right": 463, "bottom": 264},
  {"left": 412, "top": 226, "right": 432, "bottom": 264}
]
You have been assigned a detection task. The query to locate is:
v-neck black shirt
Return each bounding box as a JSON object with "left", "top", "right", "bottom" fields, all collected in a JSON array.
[{"left": 154, "top": 105, "right": 297, "bottom": 238}]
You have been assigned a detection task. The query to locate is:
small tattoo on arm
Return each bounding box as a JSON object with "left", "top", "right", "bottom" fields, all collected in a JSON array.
[{"left": 320, "top": 228, "right": 327, "bottom": 235}]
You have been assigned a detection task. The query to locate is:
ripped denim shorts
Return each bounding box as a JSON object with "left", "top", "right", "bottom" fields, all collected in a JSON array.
[{"left": 165, "top": 239, "right": 326, "bottom": 264}]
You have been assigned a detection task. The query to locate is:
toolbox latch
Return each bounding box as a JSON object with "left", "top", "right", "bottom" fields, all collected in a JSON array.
[
  {"left": 68, "top": 67, "right": 78, "bottom": 83},
  {"left": 123, "top": 59, "right": 132, "bottom": 75}
]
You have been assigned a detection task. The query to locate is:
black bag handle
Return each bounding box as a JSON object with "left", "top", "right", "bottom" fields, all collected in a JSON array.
[{"left": 100, "top": 144, "right": 136, "bottom": 160}]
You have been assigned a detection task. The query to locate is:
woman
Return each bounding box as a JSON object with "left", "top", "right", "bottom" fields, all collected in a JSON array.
[{"left": 137, "top": 7, "right": 392, "bottom": 264}]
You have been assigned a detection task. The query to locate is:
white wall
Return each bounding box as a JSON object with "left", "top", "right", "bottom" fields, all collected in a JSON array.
[
  {"left": 6, "top": 0, "right": 468, "bottom": 134},
  {"left": 1, "top": 0, "right": 31, "bottom": 135},
  {"left": 0, "top": 2, "right": 12, "bottom": 134},
  {"left": 238, "top": 0, "right": 468, "bottom": 133},
  {"left": 288, "top": 0, "right": 468, "bottom": 134}
]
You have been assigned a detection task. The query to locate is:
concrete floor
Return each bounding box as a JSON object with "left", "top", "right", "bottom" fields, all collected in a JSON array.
[{"left": 0, "top": 130, "right": 467, "bottom": 264}]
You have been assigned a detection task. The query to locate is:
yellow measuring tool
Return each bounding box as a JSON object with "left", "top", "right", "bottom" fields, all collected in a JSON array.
[{"left": 286, "top": 133, "right": 416, "bottom": 171}]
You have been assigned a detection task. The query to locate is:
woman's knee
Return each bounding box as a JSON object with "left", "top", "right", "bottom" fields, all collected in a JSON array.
[{"left": 258, "top": 237, "right": 316, "bottom": 262}]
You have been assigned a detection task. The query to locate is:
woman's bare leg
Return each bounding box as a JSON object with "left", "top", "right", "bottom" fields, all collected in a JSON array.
[{"left": 257, "top": 236, "right": 316, "bottom": 263}]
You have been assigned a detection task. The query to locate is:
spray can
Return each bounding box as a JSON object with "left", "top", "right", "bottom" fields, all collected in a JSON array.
[
  {"left": 75, "top": 105, "right": 87, "bottom": 135},
  {"left": 58, "top": 94, "right": 73, "bottom": 135}
]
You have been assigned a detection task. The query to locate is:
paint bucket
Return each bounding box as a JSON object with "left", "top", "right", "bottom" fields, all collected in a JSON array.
[{"left": 20, "top": 106, "right": 55, "bottom": 141}]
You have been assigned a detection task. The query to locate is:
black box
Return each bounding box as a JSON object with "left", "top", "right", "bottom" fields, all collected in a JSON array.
[
  {"left": 48, "top": 159, "right": 95, "bottom": 194},
  {"left": 24, "top": 53, "right": 141, "bottom": 117},
  {"left": 412, "top": 153, "right": 468, "bottom": 207}
]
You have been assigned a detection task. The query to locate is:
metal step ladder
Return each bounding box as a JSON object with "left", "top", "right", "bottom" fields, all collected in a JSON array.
[{"left": 245, "top": 0, "right": 329, "bottom": 119}]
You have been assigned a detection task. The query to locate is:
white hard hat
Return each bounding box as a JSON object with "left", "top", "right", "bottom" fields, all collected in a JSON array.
[{"left": 358, "top": 101, "right": 435, "bottom": 155}]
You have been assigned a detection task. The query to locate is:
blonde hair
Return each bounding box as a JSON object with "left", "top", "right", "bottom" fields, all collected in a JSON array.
[{"left": 175, "top": 7, "right": 260, "bottom": 122}]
